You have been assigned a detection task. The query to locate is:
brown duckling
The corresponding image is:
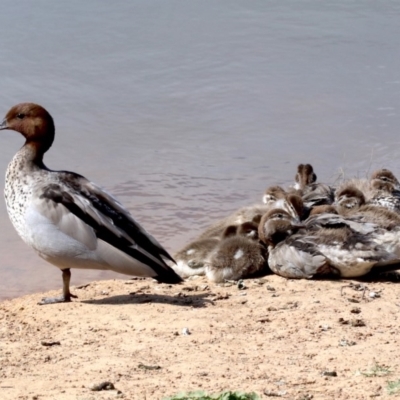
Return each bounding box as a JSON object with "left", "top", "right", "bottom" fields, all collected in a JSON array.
[{"left": 205, "top": 223, "right": 268, "bottom": 283}]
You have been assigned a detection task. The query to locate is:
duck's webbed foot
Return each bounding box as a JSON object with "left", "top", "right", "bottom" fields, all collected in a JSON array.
[
  {"left": 37, "top": 268, "right": 78, "bottom": 305},
  {"left": 38, "top": 293, "right": 76, "bottom": 305}
]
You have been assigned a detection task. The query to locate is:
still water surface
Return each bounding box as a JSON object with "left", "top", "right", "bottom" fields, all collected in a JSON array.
[{"left": 0, "top": 1, "right": 400, "bottom": 299}]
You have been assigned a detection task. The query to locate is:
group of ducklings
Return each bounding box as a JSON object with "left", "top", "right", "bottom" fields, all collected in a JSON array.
[{"left": 172, "top": 164, "right": 400, "bottom": 283}]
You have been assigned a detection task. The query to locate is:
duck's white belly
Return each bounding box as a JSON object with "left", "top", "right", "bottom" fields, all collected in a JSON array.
[{"left": 4, "top": 159, "right": 99, "bottom": 270}]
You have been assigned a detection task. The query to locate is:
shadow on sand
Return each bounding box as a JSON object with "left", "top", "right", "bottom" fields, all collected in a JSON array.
[{"left": 81, "top": 291, "right": 213, "bottom": 307}]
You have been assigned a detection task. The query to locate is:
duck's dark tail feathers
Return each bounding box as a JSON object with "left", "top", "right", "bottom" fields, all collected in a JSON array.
[
  {"left": 369, "top": 259, "right": 400, "bottom": 274},
  {"left": 154, "top": 266, "right": 183, "bottom": 284}
]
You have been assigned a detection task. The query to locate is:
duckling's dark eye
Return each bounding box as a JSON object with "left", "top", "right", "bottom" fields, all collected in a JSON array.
[{"left": 16, "top": 113, "right": 25, "bottom": 119}]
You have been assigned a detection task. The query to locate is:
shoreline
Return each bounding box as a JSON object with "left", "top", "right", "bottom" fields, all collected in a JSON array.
[{"left": 1, "top": 275, "right": 400, "bottom": 399}]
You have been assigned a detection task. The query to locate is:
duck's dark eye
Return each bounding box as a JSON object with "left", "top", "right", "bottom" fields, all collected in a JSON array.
[{"left": 16, "top": 113, "right": 25, "bottom": 119}]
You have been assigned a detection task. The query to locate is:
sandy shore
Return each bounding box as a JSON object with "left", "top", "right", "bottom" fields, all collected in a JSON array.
[{"left": 1, "top": 275, "right": 400, "bottom": 400}]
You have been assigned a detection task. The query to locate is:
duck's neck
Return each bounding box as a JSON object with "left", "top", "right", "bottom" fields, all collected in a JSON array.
[{"left": 14, "top": 142, "right": 49, "bottom": 170}]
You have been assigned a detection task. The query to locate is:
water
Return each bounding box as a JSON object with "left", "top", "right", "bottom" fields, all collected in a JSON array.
[{"left": 0, "top": 1, "right": 400, "bottom": 300}]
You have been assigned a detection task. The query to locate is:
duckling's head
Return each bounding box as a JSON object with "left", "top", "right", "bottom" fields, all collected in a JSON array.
[
  {"left": 258, "top": 208, "right": 304, "bottom": 247},
  {"left": 294, "top": 163, "right": 317, "bottom": 190},
  {"left": 0, "top": 103, "right": 55, "bottom": 153},
  {"left": 370, "top": 169, "right": 400, "bottom": 192},
  {"left": 222, "top": 222, "right": 259, "bottom": 240},
  {"left": 286, "top": 194, "right": 305, "bottom": 219},
  {"left": 237, "top": 221, "right": 259, "bottom": 239},
  {"left": 263, "top": 185, "right": 286, "bottom": 204},
  {"left": 335, "top": 186, "right": 365, "bottom": 210}
]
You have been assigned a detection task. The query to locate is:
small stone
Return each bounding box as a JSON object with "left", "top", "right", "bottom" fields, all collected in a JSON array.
[
  {"left": 322, "top": 371, "right": 337, "bottom": 377},
  {"left": 350, "top": 307, "right": 361, "bottom": 314},
  {"left": 237, "top": 280, "right": 246, "bottom": 290},
  {"left": 347, "top": 298, "right": 360, "bottom": 303},
  {"left": 138, "top": 363, "right": 161, "bottom": 370},
  {"left": 339, "top": 339, "right": 356, "bottom": 347},
  {"left": 320, "top": 325, "right": 330, "bottom": 331},
  {"left": 41, "top": 340, "right": 61, "bottom": 347},
  {"left": 264, "top": 390, "right": 282, "bottom": 397},
  {"left": 182, "top": 327, "right": 191, "bottom": 335},
  {"left": 351, "top": 319, "right": 366, "bottom": 327},
  {"left": 90, "top": 381, "right": 115, "bottom": 391},
  {"left": 266, "top": 285, "right": 276, "bottom": 291}
]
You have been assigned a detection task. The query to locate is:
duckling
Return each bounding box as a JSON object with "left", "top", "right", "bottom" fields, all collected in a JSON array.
[
  {"left": 294, "top": 164, "right": 317, "bottom": 190},
  {"left": 205, "top": 223, "right": 268, "bottom": 283},
  {"left": 262, "top": 185, "right": 286, "bottom": 205},
  {"left": 338, "top": 169, "right": 400, "bottom": 206},
  {"left": 173, "top": 237, "right": 220, "bottom": 278},
  {"left": 335, "top": 185, "right": 366, "bottom": 214},
  {"left": 370, "top": 169, "right": 400, "bottom": 191},
  {"left": 335, "top": 184, "right": 400, "bottom": 230},
  {"left": 0, "top": 103, "right": 182, "bottom": 304},
  {"left": 198, "top": 193, "right": 302, "bottom": 241},
  {"left": 292, "top": 163, "right": 334, "bottom": 208},
  {"left": 368, "top": 169, "right": 400, "bottom": 212},
  {"left": 259, "top": 209, "right": 400, "bottom": 279}
]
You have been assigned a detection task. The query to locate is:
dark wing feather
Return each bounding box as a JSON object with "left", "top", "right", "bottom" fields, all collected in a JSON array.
[{"left": 40, "top": 172, "right": 181, "bottom": 283}]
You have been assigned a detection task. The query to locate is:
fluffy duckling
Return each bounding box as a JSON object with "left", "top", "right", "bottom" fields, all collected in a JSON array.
[
  {"left": 368, "top": 169, "right": 400, "bottom": 212},
  {"left": 339, "top": 169, "right": 400, "bottom": 206},
  {"left": 198, "top": 194, "right": 302, "bottom": 242},
  {"left": 205, "top": 223, "right": 268, "bottom": 283},
  {"left": 259, "top": 209, "right": 400, "bottom": 279},
  {"left": 262, "top": 185, "right": 286, "bottom": 205},
  {"left": 335, "top": 184, "right": 400, "bottom": 230},
  {"left": 175, "top": 220, "right": 261, "bottom": 280},
  {"left": 335, "top": 185, "right": 366, "bottom": 214},
  {"left": 292, "top": 163, "right": 334, "bottom": 208},
  {"left": 294, "top": 163, "right": 317, "bottom": 190},
  {"left": 370, "top": 169, "right": 400, "bottom": 191},
  {"left": 0, "top": 103, "right": 182, "bottom": 304},
  {"left": 173, "top": 237, "right": 220, "bottom": 278}
]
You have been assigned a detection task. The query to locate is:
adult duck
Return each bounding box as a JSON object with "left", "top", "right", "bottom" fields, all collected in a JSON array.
[
  {"left": 0, "top": 103, "right": 182, "bottom": 304},
  {"left": 258, "top": 208, "right": 400, "bottom": 279}
]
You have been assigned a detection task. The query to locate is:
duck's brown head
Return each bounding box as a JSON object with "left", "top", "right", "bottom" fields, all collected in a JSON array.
[
  {"left": 258, "top": 208, "right": 305, "bottom": 247},
  {"left": 0, "top": 103, "right": 55, "bottom": 154}
]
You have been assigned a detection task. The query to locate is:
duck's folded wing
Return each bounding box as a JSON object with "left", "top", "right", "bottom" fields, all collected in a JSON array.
[
  {"left": 269, "top": 237, "right": 336, "bottom": 279},
  {"left": 306, "top": 213, "right": 377, "bottom": 235},
  {"left": 36, "top": 175, "right": 180, "bottom": 281}
]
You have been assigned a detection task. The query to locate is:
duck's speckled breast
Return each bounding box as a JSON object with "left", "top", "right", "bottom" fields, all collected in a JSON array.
[{"left": 4, "top": 150, "right": 47, "bottom": 244}]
